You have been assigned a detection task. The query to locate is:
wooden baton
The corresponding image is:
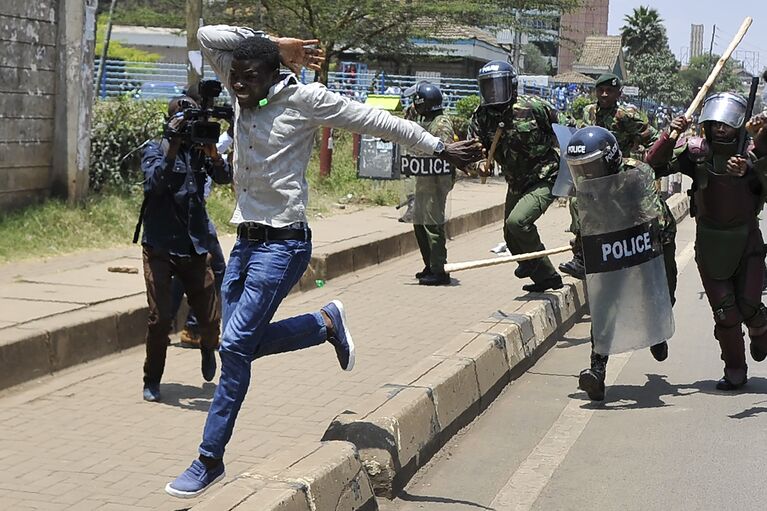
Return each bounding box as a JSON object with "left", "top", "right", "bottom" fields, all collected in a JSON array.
[
  {"left": 670, "top": 16, "right": 753, "bottom": 140},
  {"left": 481, "top": 122, "right": 504, "bottom": 183},
  {"left": 444, "top": 244, "right": 572, "bottom": 273}
]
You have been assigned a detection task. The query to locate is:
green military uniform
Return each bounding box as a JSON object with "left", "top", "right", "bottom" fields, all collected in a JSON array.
[
  {"left": 413, "top": 114, "right": 455, "bottom": 274},
  {"left": 468, "top": 94, "right": 561, "bottom": 284}
]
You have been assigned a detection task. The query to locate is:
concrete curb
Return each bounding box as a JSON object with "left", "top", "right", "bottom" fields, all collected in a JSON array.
[
  {"left": 203, "top": 191, "right": 693, "bottom": 509},
  {"left": 0, "top": 203, "right": 505, "bottom": 391},
  {"left": 190, "top": 442, "right": 378, "bottom": 511},
  {"left": 321, "top": 280, "right": 586, "bottom": 499}
]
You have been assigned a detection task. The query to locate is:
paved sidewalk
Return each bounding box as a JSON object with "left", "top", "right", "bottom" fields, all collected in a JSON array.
[
  {"left": 0, "top": 178, "right": 576, "bottom": 510},
  {"left": 0, "top": 178, "right": 508, "bottom": 389}
]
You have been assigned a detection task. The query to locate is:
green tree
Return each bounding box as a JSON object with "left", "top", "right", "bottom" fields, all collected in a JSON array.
[
  {"left": 208, "top": 0, "right": 581, "bottom": 83},
  {"left": 99, "top": 0, "right": 186, "bottom": 28},
  {"left": 522, "top": 43, "right": 549, "bottom": 75},
  {"left": 625, "top": 48, "right": 688, "bottom": 106},
  {"left": 620, "top": 6, "right": 668, "bottom": 59},
  {"left": 679, "top": 54, "right": 743, "bottom": 100}
]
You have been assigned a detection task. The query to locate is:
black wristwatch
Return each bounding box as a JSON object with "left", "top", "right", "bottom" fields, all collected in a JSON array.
[{"left": 433, "top": 141, "right": 445, "bottom": 156}]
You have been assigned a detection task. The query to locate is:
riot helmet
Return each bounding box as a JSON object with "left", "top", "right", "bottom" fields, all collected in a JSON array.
[
  {"left": 404, "top": 81, "right": 444, "bottom": 114},
  {"left": 699, "top": 92, "right": 748, "bottom": 129},
  {"left": 477, "top": 60, "right": 518, "bottom": 106},
  {"left": 565, "top": 126, "right": 622, "bottom": 182}
]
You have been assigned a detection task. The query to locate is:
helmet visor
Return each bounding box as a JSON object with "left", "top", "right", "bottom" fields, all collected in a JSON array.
[
  {"left": 479, "top": 72, "right": 515, "bottom": 105},
  {"left": 699, "top": 95, "right": 746, "bottom": 128},
  {"left": 566, "top": 150, "right": 612, "bottom": 182}
]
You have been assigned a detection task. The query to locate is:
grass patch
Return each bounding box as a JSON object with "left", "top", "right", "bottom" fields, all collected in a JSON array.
[{"left": 0, "top": 130, "right": 403, "bottom": 263}]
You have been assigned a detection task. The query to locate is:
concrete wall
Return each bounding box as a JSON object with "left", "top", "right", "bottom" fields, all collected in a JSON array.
[{"left": 0, "top": 0, "right": 96, "bottom": 212}]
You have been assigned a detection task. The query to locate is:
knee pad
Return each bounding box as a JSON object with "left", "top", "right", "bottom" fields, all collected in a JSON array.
[
  {"left": 742, "top": 303, "right": 767, "bottom": 329},
  {"left": 712, "top": 295, "right": 742, "bottom": 328}
]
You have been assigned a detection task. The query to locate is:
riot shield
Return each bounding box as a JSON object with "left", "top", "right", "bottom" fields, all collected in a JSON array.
[
  {"left": 578, "top": 170, "right": 674, "bottom": 355},
  {"left": 551, "top": 123, "right": 577, "bottom": 197},
  {"left": 398, "top": 153, "right": 453, "bottom": 225}
]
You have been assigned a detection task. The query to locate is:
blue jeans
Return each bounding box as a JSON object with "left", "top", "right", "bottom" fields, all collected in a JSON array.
[{"left": 199, "top": 236, "right": 327, "bottom": 460}]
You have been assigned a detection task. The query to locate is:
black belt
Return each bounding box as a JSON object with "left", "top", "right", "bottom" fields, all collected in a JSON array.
[{"left": 237, "top": 222, "right": 311, "bottom": 242}]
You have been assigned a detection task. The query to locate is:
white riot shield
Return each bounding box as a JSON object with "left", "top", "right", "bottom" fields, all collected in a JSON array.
[
  {"left": 398, "top": 153, "right": 453, "bottom": 225},
  {"left": 552, "top": 124, "right": 577, "bottom": 197},
  {"left": 578, "top": 170, "right": 674, "bottom": 355}
]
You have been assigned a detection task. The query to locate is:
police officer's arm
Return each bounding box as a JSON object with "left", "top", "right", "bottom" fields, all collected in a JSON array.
[
  {"left": 645, "top": 116, "right": 695, "bottom": 177},
  {"left": 624, "top": 108, "right": 659, "bottom": 148}
]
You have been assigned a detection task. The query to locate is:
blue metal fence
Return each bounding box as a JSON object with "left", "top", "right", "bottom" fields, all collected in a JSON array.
[{"left": 93, "top": 59, "right": 555, "bottom": 108}]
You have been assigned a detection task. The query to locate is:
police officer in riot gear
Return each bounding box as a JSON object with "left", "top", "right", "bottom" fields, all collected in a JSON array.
[
  {"left": 469, "top": 61, "right": 564, "bottom": 293},
  {"left": 403, "top": 81, "right": 456, "bottom": 285},
  {"left": 568, "top": 127, "right": 677, "bottom": 401},
  {"left": 647, "top": 92, "right": 767, "bottom": 391}
]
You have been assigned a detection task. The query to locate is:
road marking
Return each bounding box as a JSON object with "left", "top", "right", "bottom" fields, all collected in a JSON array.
[{"left": 489, "top": 238, "right": 696, "bottom": 510}]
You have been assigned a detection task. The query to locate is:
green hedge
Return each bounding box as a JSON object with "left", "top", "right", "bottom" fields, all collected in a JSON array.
[
  {"left": 450, "top": 94, "right": 480, "bottom": 139},
  {"left": 89, "top": 96, "right": 166, "bottom": 192}
]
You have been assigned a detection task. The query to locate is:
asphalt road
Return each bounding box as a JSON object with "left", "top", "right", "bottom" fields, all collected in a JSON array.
[{"left": 381, "top": 210, "right": 767, "bottom": 511}]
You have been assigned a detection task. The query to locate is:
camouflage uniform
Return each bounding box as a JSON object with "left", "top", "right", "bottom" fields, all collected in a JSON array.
[
  {"left": 468, "top": 95, "right": 561, "bottom": 284},
  {"left": 412, "top": 114, "right": 455, "bottom": 274}
]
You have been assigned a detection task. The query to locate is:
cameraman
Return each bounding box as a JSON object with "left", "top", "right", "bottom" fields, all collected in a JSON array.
[{"left": 139, "top": 95, "right": 233, "bottom": 402}]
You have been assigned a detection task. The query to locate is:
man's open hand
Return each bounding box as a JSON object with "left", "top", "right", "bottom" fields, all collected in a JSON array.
[
  {"left": 747, "top": 112, "right": 767, "bottom": 157},
  {"left": 277, "top": 37, "right": 325, "bottom": 73}
]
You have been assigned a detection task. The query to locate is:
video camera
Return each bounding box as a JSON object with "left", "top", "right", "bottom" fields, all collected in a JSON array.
[{"left": 169, "top": 80, "right": 234, "bottom": 145}]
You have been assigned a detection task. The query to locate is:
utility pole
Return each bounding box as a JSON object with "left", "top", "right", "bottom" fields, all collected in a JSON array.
[
  {"left": 709, "top": 24, "right": 716, "bottom": 57},
  {"left": 96, "top": 0, "right": 118, "bottom": 98},
  {"left": 186, "top": 0, "right": 203, "bottom": 88}
]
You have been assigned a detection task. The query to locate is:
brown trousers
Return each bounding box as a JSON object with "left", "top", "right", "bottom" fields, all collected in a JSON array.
[{"left": 142, "top": 246, "right": 220, "bottom": 385}]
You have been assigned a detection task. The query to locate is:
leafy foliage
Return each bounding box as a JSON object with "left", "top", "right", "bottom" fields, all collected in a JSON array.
[
  {"left": 89, "top": 96, "right": 167, "bottom": 192},
  {"left": 679, "top": 54, "right": 744, "bottom": 99},
  {"left": 98, "top": 0, "right": 186, "bottom": 29},
  {"left": 620, "top": 6, "right": 668, "bottom": 60},
  {"left": 626, "top": 49, "right": 689, "bottom": 106},
  {"left": 569, "top": 94, "right": 591, "bottom": 119},
  {"left": 451, "top": 95, "right": 481, "bottom": 139},
  {"left": 522, "top": 43, "right": 550, "bottom": 75},
  {"left": 207, "top": 0, "right": 581, "bottom": 83}
]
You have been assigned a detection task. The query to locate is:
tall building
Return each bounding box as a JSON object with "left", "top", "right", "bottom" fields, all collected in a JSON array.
[
  {"left": 690, "top": 24, "right": 705, "bottom": 59},
  {"left": 557, "top": 0, "right": 609, "bottom": 74}
]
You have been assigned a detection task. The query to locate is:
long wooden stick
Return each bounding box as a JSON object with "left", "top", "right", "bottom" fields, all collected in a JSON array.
[
  {"left": 444, "top": 245, "right": 572, "bottom": 273},
  {"left": 481, "top": 123, "right": 504, "bottom": 183},
  {"left": 670, "top": 16, "right": 753, "bottom": 140}
]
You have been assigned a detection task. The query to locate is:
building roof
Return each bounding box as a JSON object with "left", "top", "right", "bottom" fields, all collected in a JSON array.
[
  {"left": 572, "top": 35, "right": 626, "bottom": 80},
  {"left": 551, "top": 71, "right": 596, "bottom": 85}
]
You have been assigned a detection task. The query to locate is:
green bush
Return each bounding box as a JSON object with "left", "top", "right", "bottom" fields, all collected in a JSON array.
[
  {"left": 569, "top": 95, "right": 592, "bottom": 120},
  {"left": 450, "top": 94, "right": 480, "bottom": 139},
  {"left": 89, "top": 96, "right": 166, "bottom": 192}
]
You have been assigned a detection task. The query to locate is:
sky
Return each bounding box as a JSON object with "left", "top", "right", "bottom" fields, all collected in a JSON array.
[{"left": 607, "top": 0, "right": 767, "bottom": 74}]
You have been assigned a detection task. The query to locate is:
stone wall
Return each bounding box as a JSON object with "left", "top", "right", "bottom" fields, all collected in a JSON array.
[{"left": 0, "top": 0, "right": 96, "bottom": 211}]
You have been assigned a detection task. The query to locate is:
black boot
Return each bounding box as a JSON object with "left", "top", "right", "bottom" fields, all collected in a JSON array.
[
  {"left": 522, "top": 275, "right": 563, "bottom": 293},
  {"left": 415, "top": 266, "right": 431, "bottom": 279},
  {"left": 579, "top": 351, "right": 608, "bottom": 401},
  {"left": 558, "top": 254, "right": 586, "bottom": 280},
  {"left": 650, "top": 341, "right": 668, "bottom": 362},
  {"left": 716, "top": 367, "right": 747, "bottom": 391},
  {"left": 419, "top": 272, "right": 451, "bottom": 286}
]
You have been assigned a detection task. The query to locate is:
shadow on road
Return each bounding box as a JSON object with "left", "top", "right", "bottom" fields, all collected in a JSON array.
[
  {"left": 566, "top": 374, "right": 767, "bottom": 415},
  {"left": 398, "top": 490, "right": 495, "bottom": 510},
  {"left": 157, "top": 382, "right": 216, "bottom": 411}
]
